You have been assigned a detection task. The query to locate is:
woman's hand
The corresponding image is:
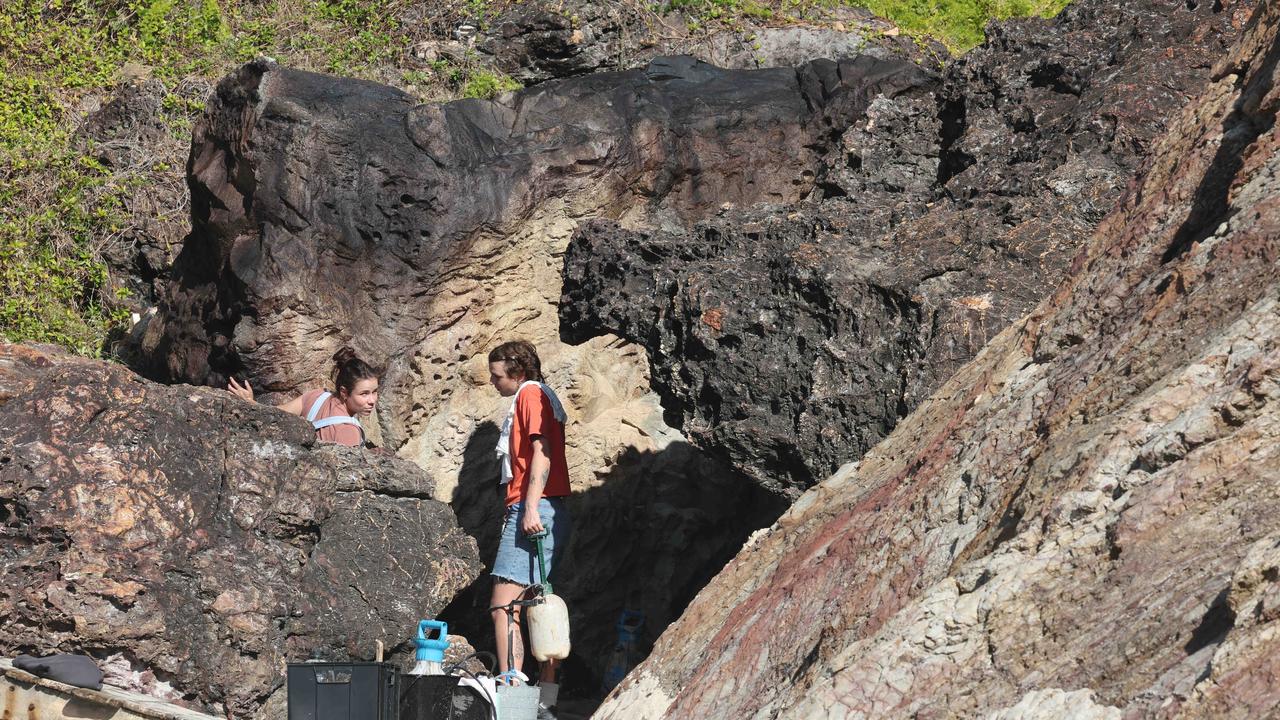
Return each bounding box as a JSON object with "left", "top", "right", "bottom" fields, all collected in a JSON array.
[
  {"left": 521, "top": 507, "right": 545, "bottom": 536},
  {"left": 228, "top": 377, "right": 255, "bottom": 403}
]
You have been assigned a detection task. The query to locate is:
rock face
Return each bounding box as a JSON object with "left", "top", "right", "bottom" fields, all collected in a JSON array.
[
  {"left": 474, "top": 0, "right": 940, "bottom": 86},
  {"left": 561, "top": 0, "right": 1255, "bottom": 496},
  {"left": 131, "top": 53, "right": 931, "bottom": 678},
  {"left": 0, "top": 343, "right": 480, "bottom": 717},
  {"left": 595, "top": 1, "right": 1280, "bottom": 715},
  {"left": 78, "top": 74, "right": 193, "bottom": 305},
  {"left": 137, "top": 53, "right": 930, "bottom": 396}
]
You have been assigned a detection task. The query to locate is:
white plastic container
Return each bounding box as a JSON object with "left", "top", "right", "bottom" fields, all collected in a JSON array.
[
  {"left": 527, "top": 593, "right": 571, "bottom": 661},
  {"left": 495, "top": 684, "right": 540, "bottom": 720}
]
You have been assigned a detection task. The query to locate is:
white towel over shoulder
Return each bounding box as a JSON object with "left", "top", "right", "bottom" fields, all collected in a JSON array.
[{"left": 495, "top": 381, "right": 567, "bottom": 485}]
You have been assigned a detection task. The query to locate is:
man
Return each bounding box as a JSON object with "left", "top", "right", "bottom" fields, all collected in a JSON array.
[{"left": 487, "top": 340, "right": 572, "bottom": 718}]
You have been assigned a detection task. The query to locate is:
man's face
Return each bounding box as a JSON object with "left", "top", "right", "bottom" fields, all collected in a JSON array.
[{"left": 489, "top": 361, "right": 523, "bottom": 397}]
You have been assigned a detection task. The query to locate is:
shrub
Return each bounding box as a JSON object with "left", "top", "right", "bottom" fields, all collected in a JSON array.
[{"left": 461, "top": 69, "right": 522, "bottom": 99}]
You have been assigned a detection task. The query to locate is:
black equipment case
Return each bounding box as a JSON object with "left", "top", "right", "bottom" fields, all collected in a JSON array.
[{"left": 287, "top": 662, "right": 399, "bottom": 720}]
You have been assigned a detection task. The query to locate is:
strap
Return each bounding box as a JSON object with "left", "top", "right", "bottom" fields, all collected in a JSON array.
[
  {"left": 312, "top": 415, "right": 362, "bottom": 429},
  {"left": 312, "top": 414, "right": 366, "bottom": 443},
  {"left": 305, "top": 392, "right": 331, "bottom": 422}
]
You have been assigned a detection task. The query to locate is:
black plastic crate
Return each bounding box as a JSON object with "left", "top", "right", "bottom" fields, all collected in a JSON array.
[
  {"left": 399, "top": 675, "right": 492, "bottom": 720},
  {"left": 287, "top": 662, "right": 399, "bottom": 720}
]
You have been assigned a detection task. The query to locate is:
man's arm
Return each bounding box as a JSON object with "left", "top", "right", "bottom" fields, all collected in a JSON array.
[{"left": 520, "top": 435, "right": 551, "bottom": 535}]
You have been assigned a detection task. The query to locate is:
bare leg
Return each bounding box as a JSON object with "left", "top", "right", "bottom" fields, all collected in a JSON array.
[{"left": 490, "top": 580, "right": 527, "bottom": 676}]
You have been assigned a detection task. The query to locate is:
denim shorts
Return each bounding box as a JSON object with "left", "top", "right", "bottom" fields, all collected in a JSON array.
[{"left": 492, "top": 497, "right": 571, "bottom": 587}]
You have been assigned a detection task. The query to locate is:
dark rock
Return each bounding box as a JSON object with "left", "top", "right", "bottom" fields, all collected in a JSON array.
[
  {"left": 599, "top": 1, "right": 1280, "bottom": 715},
  {"left": 0, "top": 343, "right": 480, "bottom": 717},
  {"left": 560, "top": 0, "right": 1255, "bottom": 495},
  {"left": 474, "top": 0, "right": 943, "bottom": 85},
  {"left": 78, "top": 76, "right": 186, "bottom": 304},
  {"left": 476, "top": 4, "right": 620, "bottom": 84},
  {"left": 130, "top": 53, "right": 930, "bottom": 691},
  {"left": 78, "top": 77, "right": 169, "bottom": 169},
  {"left": 562, "top": 206, "right": 976, "bottom": 497},
  {"left": 134, "top": 53, "right": 931, "bottom": 407}
]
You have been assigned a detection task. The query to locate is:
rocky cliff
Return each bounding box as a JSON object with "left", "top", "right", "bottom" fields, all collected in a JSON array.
[
  {"left": 561, "top": 0, "right": 1254, "bottom": 496},
  {"left": 130, "top": 52, "right": 928, "bottom": 677},
  {"left": 0, "top": 344, "right": 480, "bottom": 716},
  {"left": 120, "top": 0, "right": 1264, "bottom": 702},
  {"left": 595, "top": 0, "right": 1280, "bottom": 715}
]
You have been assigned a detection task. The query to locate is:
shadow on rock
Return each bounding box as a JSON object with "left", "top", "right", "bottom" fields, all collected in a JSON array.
[{"left": 441, "top": 422, "right": 786, "bottom": 704}]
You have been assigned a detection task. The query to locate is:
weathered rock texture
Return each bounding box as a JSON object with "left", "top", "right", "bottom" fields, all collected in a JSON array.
[
  {"left": 132, "top": 53, "right": 931, "bottom": 676},
  {"left": 472, "top": 0, "right": 941, "bottom": 86},
  {"left": 78, "top": 72, "right": 196, "bottom": 310},
  {"left": 562, "top": 0, "right": 1255, "bottom": 496},
  {"left": 0, "top": 343, "right": 480, "bottom": 717},
  {"left": 131, "top": 0, "right": 1257, "bottom": 693},
  {"left": 596, "top": 1, "right": 1280, "bottom": 715},
  {"left": 137, "top": 53, "right": 930, "bottom": 395}
]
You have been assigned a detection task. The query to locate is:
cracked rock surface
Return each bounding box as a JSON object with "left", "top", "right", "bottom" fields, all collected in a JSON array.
[
  {"left": 596, "top": 1, "right": 1280, "bottom": 716},
  {"left": 561, "top": 0, "right": 1255, "bottom": 496},
  {"left": 0, "top": 343, "right": 480, "bottom": 718},
  {"left": 472, "top": 0, "right": 941, "bottom": 86}
]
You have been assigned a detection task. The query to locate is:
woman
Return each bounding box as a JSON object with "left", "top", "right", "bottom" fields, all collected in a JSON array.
[
  {"left": 487, "top": 340, "right": 571, "bottom": 715},
  {"left": 227, "top": 348, "right": 379, "bottom": 447}
]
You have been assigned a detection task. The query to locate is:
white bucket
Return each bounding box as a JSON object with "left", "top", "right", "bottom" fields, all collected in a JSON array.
[{"left": 495, "top": 684, "right": 540, "bottom": 720}]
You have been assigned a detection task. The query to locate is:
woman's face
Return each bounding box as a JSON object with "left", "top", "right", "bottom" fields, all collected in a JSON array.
[
  {"left": 339, "top": 378, "right": 379, "bottom": 416},
  {"left": 489, "top": 361, "right": 524, "bottom": 397}
]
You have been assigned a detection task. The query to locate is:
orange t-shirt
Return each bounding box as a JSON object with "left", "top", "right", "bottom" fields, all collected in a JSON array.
[
  {"left": 505, "top": 383, "right": 571, "bottom": 506},
  {"left": 299, "top": 389, "right": 364, "bottom": 447}
]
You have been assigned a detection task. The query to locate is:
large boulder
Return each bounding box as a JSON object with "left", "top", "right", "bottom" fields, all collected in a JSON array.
[
  {"left": 596, "top": 0, "right": 1280, "bottom": 715},
  {"left": 561, "top": 0, "right": 1255, "bottom": 496},
  {"left": 0, "top": 343, "right": 480, "bottom": 717}
]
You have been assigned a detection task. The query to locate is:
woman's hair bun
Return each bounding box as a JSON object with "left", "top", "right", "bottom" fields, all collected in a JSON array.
[{"left": 330, "top": 346, "right": 380, "bottom": 394}]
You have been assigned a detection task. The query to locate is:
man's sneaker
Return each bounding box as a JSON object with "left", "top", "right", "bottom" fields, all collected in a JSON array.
[{"left": 536, "top": 703, "right": 558, "bottom": 720}]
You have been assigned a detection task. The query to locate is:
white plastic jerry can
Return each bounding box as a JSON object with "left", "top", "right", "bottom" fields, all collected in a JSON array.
[{"left": 527, "top": 592, "right": 571, "bottom": 661}]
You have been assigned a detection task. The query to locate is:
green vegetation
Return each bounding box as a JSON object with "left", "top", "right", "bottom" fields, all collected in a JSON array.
[
  {"left": 460, "top": 68, "right": 522, "bottom": 99},
  {"left": 0, "top": 0, "right": 451, "bottom": 356},
  {"left": 661, "top": 0, "right": 1069, "bottom": 52},
  {"left": 2, "top": 0, "right": 1058, "bottom": 357}
]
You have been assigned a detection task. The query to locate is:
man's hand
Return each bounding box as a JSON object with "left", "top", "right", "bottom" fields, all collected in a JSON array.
[
  {"left": 521, "top": 507, "right": 545, "bottom": 536},
  {"left": 228, "top": 377, "right": 255, "bottom": 402}
]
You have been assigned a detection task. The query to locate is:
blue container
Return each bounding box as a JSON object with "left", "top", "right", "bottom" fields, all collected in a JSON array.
[
  {"left": 415, "top": 620, "right": 449, "bottom": 663},
  {"left": 602, "top": 610, "right": 645, "bottom": 692}
]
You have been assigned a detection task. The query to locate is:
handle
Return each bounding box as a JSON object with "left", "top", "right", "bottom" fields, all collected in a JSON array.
[
  {"left": 415, "top": 620, "right": 448, "bottom": 662},
  {"left": 417, "top": 619, "right": 448, "bottom": 642},
  {"left": 530, "top": 530, "right": 552, "bottom": 594}
]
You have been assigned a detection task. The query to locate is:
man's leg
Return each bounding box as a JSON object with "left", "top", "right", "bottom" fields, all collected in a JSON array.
[
  {"left": 490, "top": 579, "right": 527, "bottom": 676},
  {"left": 538, "top": 498, "right": 568, "bottom": 704}
]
